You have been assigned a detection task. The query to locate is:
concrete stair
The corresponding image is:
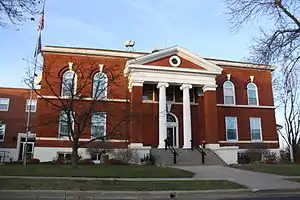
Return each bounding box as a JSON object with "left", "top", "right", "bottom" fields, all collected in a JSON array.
[{"left": 150, "top": 148, "right": 227, "bottom": 166}]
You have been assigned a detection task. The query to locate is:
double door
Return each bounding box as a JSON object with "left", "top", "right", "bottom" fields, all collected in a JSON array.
[{"left": 166, "top": 126, "right": 178, "bottom": 148}]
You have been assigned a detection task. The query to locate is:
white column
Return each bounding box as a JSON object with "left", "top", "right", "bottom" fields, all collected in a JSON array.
[
  {"left": 157, "top": 82, "right": 169, "bottom": 148},
  {"left": 180, "top": 84, "right": 192, "bottom": 149}
]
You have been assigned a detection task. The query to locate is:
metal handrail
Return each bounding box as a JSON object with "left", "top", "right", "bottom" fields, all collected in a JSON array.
[
  {"left": 190, "top": 139, "right": 206, "bottom": 164},
  {"left": 164, "top": 138, "right": 178, "bottom": 164}
]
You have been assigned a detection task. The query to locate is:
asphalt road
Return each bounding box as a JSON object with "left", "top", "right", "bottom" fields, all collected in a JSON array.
[{"left": 1, "top": 196, "right": 300, "bottom": 200}]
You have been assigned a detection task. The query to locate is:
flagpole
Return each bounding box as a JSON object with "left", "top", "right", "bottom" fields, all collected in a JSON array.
[{"left": 23, "top": 1, "right": 45, "bottom": 166}]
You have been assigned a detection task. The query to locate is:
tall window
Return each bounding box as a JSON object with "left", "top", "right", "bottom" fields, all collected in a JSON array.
[
  {"left": 26, "top": 99, "right": 37, "bottom": 112},
  {"left": 247, "top": 83, "right": 258, "bottom": 105},
  {"left": 61, "top": 71, "right": 77, "bottom": 97},
  {"left": 91, "top": 112, "right": 106, "bottom": 139},
  {"left": 0, "top": 98, "right": 9, "bottom": 111},
  {"left": 59, "top": 111, "right": 74, "bottom": 137},
  {"left": 142, "top": 84, "right": 154, "bottom": 101},
  {"left": 223, "top": 81, "right": 235, "bottom": 105},
  {"left": 93, "top": 72, "right": 108, "bottom": 100},
  {"left": 0, "top": 124, "right": 6, "bottom": 142},
  {"left": 250, "top": 117, "right": 262, "bottom": 141},
  {"left": 225, "top": 117, "right": 238, "bottom": 141}
]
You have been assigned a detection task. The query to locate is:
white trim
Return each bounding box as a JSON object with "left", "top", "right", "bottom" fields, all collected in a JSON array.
[
  {"left": 0, "top": 98, "right": 10, "bottom": 111},
  {"left": 58, "top": 111, "right": 75, "bottom": 138},
  {"left": 91, "top": 112, "right": 107, "bottom": 139},
  {"left": 35, "top": 137, "right": 128, "bottom": 142},
  {"left": 247, "top": 82, "right": 259, "bottom": 106},
  {"left": 203, "top": 85, "right": 217, "bottom": 92},
  {"left": 208, "top": 59, "right": 276, "bottom": 71},
  {"left": 166, "top": 113, "right": 179, "bottom": 148},
  {"left": 126, "top": 46, "right": 223, "bottom": 73},
  {"left": 37, "top": 95, "right": 129, "bottom": 102},
  {"left": 61, "top": 70, "right": 77, "bottom": 97},
  {"left": 92, "top": 72, "right": 108, "bottom": 100},
  {"left": 42, "top": 46, "right": 275, "bottom": 70},
  {"left": 217, "top": 104, "right": 275, "bottom": 109},
  {"left": 225, "top": 117, "right": 238, "bottom": 142},
  {"left": 125, "top": 64, "right": 221, "bottom": 76},
  {"left": 169, "top": 55, "right": 181, "bottom": 67},
  {"left": 0, "top": 124, "right": 6, "bottom": 142},
  {"left": 25, "top": 99, "right": 37, "bottom": 112},
  {"left": 42, "top": 46, "right": 145, "bottom": 58},
  {"left": 249, "top": 117, "right": 263, "bottom": 142},
  {"left": 223, "top": 81, "right": 236, "bottom": 105},
  {"left": 219, "top": 140, "right": 279, "bottom": 143},
  {"left": 142, "top": 100, "right": 198, "bottom": 105}
]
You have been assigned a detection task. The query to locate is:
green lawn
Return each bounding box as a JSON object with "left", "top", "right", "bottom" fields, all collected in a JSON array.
[
  {"left": 0, "top": 164, "right": 194, "bottom": 178},
  {"left": 233, "top": 164, "right": 300, "bottom": 176},
  {"left": 287, "top": 178, "right": 300, "bottom": 183},
  {"left": 0, "top": 178, "right": 246, "bottom": 191}
]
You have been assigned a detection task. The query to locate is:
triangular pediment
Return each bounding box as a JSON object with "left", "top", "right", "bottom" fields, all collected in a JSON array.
[{"left": 127, "top": 46, "right": 223, "bottom": 73}]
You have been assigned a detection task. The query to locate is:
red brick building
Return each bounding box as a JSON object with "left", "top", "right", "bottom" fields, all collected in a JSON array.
[
  {"left": 0, "top": 88, "right": 37, "bottom": 162},
  {"left": 0, "top": 45, "right": 279, "bottom": 164}
]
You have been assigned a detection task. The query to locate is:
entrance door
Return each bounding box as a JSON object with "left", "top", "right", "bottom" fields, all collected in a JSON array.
[
  {"left": 18, "top": 137, "right": 35, "bottom": 160},
  {"left": 167, "top": 127, "right": 178, "bottom": 148}
]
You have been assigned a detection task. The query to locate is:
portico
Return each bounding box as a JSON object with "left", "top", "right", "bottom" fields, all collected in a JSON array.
[{"left": 124, "top": 46, "right": 223, "bottom": 149}]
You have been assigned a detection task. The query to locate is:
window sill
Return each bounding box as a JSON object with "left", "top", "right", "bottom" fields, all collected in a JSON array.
[{"left": 217, "top": 104, "right": 275, "bottom": 109}]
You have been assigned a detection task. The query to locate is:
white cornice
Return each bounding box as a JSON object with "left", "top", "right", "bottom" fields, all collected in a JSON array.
[
  {"left": 42, "top": 46, "right": 145, "bottom": 58},
  {"left": 42, "top": 46, "right": 275, "bottom": 70},
  {"left": 125, "top": 64, "right": 221, "bottom": 76},
  {"left": 126, "top": 46, "right": 223, "bottom": 73}
]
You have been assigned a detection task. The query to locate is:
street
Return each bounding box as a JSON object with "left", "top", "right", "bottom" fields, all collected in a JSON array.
[{"left": 1, "top": 195, "right": 300, "bottom": 200}]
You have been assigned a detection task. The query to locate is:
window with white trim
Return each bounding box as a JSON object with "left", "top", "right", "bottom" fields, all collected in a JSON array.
[
  {"left": 61, "top": 71, "right": 77, "bottom": 97},
  {"left": 58, "top": 111, "right": 74, "bottom": 137},
  {"left": 93, "top": 72, "right": 108, "bottom": 100},
  {"left": 250, "top": 117, "right": 262, "bottom": 141},
  {"left": 223, "top": 81, "right": 235, "bottom": 105},
  {"left": 26, "top": 99, "right": 37, "bottom": 112},
  {"left": 91, "top": 112, "right": 106, "bottom": 139},
  {"left": 225, "top": 117, "right": 238, "bottom": 141},
  {"left": 57, "top": 152, "right": 71, "bottom": 161},
  {"left": 247, "top": 83, "right": 258, "bottom": 105},
  {"left": 0, "top": 98, "right": 9, "bottom": 111},
  {"left": 0, "top": 124, "right": 6, "bottom": 142}
]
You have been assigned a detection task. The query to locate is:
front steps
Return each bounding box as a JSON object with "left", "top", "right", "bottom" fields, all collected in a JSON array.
[{"left": 150, "top": 148, "right": 226, "bottom": 166}]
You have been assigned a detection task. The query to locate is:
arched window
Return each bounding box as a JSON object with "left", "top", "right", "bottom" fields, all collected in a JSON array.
[
  {"left": 167, "top": 114, "right": 176, "bottom": 122},
  {"left": 223, "top": 81, "right": 235, "bottom": 105},
  {"left": 247, "top": 83, "right": 258, "bottom": 105},
  {"left": 61, "top": 71, "right": 77, "bottom": 97},
  {"left": 93, "top": 72, "right": 108, "bottom": 100}
]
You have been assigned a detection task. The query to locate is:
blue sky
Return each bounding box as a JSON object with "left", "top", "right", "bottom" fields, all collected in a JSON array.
[{"left": 0, "top": 0, "right": 263, "bottom": 88}]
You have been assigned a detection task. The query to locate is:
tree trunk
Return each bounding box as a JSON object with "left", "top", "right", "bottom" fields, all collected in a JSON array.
[{"left": 71, "top": 140, "right": 79, "bottom": 168}]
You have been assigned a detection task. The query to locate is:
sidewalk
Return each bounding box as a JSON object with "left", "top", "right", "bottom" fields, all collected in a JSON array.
[{"left": 172, "top": 165, "right": 300, "bottom": 190}]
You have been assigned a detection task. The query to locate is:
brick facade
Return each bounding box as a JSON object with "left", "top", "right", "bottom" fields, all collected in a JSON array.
[{"left": 0, "top": 46, "right": 279, "bottom": 162}]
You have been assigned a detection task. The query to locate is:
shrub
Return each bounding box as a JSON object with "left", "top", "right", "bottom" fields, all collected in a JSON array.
[
  {"left": 141, "top": 153, "right": 156, "bottom": 165},
  {"left": 238, "top": 153, "right": 251, "bottom": 164},
  {"left": 106, "top": 158, "right": 128, "bottom": 165},
  {"left": 110, "top": 149, "right": 140, "bottom": 164},
  {"left": 78, "top": 158, "right": 94, "bottom": 164},
  {"left": 27, "top": 158, "right": 40, "bottom": 164}
]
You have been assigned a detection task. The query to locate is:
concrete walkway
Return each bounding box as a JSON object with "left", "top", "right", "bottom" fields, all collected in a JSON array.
[{"left": 172, "top": 165, "right": 300, "bottom": 190}]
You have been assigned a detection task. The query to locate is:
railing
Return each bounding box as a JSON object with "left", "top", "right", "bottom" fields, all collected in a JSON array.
[
  {"left": 190, "top": 139, "right": 207, "bottom": 164},
  {"left": 164, "top": 138, "right": 178, "bottom": 164}
]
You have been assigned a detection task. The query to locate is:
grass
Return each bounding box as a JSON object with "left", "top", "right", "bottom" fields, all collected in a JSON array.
[
  {"left": 0, "top": 178, "right": 246, "bottom": 191},
  {"left": 287, "top": 178, "right": 300, "bottom": 183},
  {"left": 0, "top": 164, "right": 194, "bottom": 178},
  {"left": 232, "top": 164, "right": 300, "bottom": 176}
]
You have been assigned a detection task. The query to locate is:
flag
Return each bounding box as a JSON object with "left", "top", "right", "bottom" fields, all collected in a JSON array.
[
  {"left": 34, "top": 1, "right": 45, "bottom": 57},
  {"left": 37, "top": 2, "right": 45, "bottom": 31},
  {"left": 34, "top": 32, "right": 42, "bottom": 57}
]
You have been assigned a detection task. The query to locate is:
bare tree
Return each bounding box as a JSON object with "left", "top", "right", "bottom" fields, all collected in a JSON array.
[
  {"left": 25, "top": 55, "right": 132, "bottom": 168},
  {"left": 226, "top": 0, "right": 300, "bottom": 160},
  {"left": 0, "top": 0, "right": 41, "bottom": 27},
  {"left": 276, "top": 70, "right": 300, "bottom": 161},
  {"left": 226, "top": 0, "right": 300, "bottom": 72}
]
